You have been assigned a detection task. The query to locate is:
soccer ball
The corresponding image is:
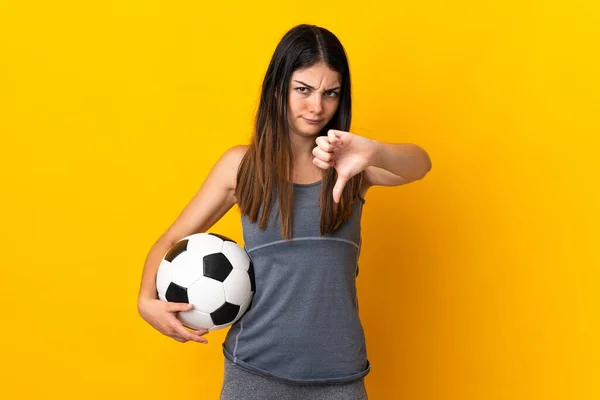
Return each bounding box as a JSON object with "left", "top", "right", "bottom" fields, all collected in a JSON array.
[{"left": 156, "top": 232, "right": 255, "bottom": 331}]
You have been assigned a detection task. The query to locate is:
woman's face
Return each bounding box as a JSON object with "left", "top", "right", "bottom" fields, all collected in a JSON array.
[{"left": 286, "top": 62, "right": 341, "bottom": 138}]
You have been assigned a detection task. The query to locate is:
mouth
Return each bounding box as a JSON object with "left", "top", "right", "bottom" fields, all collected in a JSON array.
[{"left": 302, "top": 117, "right": 323, "bottom": 124}]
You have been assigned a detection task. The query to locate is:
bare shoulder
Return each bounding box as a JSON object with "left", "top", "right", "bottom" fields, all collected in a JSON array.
[
  {"left": 218, "top": 144, "right": 249, "bottom": 191},
  {"left": 224, "top": 144, "right": 249, "bottom": 160}
]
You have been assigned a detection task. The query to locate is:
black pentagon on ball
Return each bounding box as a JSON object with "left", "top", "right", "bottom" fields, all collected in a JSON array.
[
  {"left": 208, "top": 232, "right": 236, "bottom": 243},
  {"left": 165, "top": 282, "right": 189, "bottom": 303},
  {"left": 210, "top": 302, "right": 240, "bottom": 325},
  {"left": 164, "top": 239, "right": 188, "bottom": 262},
  {"left": 203, "top": 253, "right": 233, "bottom": 282}
]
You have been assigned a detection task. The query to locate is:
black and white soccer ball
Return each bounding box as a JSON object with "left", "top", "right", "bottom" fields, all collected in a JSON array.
[{"left": 156, "top": 232, "right": 255, "bottom": 331}]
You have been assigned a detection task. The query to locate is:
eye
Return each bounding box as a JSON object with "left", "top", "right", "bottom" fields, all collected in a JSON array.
[
  {"left": 325, "top": 90, "right": 339, "bottom": 97},
  {"left": 295, "top": 87, "right": 310, "bottom": 94}
]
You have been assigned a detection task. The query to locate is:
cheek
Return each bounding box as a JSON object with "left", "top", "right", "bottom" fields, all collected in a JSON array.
[
  {"left": 325, "top": 100, "right": 340, "bottom": 116},
  {"left": 287, "top": 102, "right": 301, "bottom": 124},
  {"left": 289, "top": 97, "right": 307, "bottom": 114}
]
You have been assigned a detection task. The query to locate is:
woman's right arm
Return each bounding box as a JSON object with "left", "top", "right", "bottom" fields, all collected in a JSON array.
[{"left": 137, "top": 145, "right": 248, "bottom": 343}]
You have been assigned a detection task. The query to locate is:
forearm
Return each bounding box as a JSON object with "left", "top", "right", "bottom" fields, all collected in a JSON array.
[
  {"left": 369, "top": 142, "right": 432, "bottom": 181},
  {"left": 138, "top": 239, "right": 173, "bottom": 304}
]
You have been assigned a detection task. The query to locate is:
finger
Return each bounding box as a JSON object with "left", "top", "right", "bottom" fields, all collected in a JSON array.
[
  {"left": 191, "top": 328, "right": 210, "bottom": 343},
  {"left": 175, "top": 323, "right": 203, "bottom": 342},
  {"left": 312, "top": 146, "right": 334, "bottom": 162},
  {"left": 316, "top": 136, "right": 338, "bottom": 152},
  {"left": 174, "top": 323, "right": 207, "bottom": 343},
  {"left": 194, "top": 335, "right": 208, "bottom": 344},
  {"left": 168, "top": 302, "right": 194, "bottom": 312},
  {"left": 172, "top": 334, "right": 206, "bottom": 344},
  {"left": 166, "top": 312, "right": 206, "bottom": 343},
  {"left": 333, "top": 176, "right": 349, "bottom": 203},
  {"left": 172, "top": 335, "right": 187, "bottom": 343},
  {"left": 313, "top": 157, "right": 333, "bottom": 170}
]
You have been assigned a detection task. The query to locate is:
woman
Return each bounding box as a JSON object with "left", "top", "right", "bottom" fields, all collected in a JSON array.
[{"left": 138, "top": 24, "right": 431, "bottom": 400}]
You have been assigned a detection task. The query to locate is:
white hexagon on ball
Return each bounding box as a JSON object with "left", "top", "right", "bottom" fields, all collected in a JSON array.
[
  {"left": 222, "top": 241, "right": 250, "bottom": 271},
  {"left": 169, "top": 250, "right": 206, "bottom": 288},
  {"left": 236, "top": 292, "right": 253, "bottom": 320},
  {"left": 223, "top": 269, "right": 252, "bottom": 305},
  {"left": 187, "top": 276, "right": 226, "bottom": 314},
  {"left": 178, "top": 309, "right": 214, "bottom": 330},
  {"left": 184, "top": 233, "right": 223, "bottom": 255}
]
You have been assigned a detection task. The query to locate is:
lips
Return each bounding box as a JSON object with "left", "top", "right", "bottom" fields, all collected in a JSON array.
[{"left": 303, "top": 117, "right": 323, "bottom": 123}]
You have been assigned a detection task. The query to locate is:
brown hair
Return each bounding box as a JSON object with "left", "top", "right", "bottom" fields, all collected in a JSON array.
[{"left": 235, "top": 24, "right": 363, "bottom": 239}]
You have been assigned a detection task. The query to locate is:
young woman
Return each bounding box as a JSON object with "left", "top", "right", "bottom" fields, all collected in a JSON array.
[{"left": 138, "top": 24, "right": 431, "bottom": 400}]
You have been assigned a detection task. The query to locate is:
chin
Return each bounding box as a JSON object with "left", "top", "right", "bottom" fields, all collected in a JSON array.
[
  {"left": 290, "top": 124, "right": 320, "bottom": 136},
  {"left": 305, "top": 121, "right": 327, "bottom": 130},
  {"left": 302, "top": 127, "right": 323, "bottom": 136}
]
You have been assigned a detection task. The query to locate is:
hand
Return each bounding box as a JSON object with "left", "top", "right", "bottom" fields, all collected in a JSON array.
[
  {"left": 138, "top": 298, "right": 209, "bottom": 344},
  {"left": 312, "top": 129, "right": 378, "bottom": 203}
]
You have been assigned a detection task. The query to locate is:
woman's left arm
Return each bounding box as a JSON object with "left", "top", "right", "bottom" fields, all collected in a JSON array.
[
  {"left": 313, "top": 130, "right": 432, "bottom": 202},
  {"left": 368, "top": 141, "right": 432, "bottom": 182}
]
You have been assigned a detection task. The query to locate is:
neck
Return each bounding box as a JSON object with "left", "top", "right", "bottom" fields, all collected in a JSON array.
[
  {"left": 291, "top": 150, "right": 323, "bottom": 184},
  {"left": 288, "top": 130, "right": 323, "bottom": 181},
  {"left": 289, "top": 134, "right": 316, "bottom": 159}
]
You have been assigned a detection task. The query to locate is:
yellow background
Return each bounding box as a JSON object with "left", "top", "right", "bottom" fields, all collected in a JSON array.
[{"left": 1, "top": 1, "right": 598, "bottom": 399}]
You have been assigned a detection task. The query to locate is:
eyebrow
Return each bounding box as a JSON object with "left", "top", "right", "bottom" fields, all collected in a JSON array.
[{"left": 293, "top": 80, "right": 341, "bottom": 91}]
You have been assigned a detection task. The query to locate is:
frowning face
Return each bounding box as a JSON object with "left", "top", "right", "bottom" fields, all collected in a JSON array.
[{"left": 287, "top": 62, "right": 341, "bottom": 139}]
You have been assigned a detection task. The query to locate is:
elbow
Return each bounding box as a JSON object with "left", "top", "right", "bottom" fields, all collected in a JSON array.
[
  {"left": 412, "top": 150, "right": 432, "bottom": 181},
  {"left": 422, "top": 157, "right": 432, "bottom": 179}
]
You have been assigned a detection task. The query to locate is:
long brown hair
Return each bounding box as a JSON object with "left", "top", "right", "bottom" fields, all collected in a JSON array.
[{"left": 235, "top": 24, "right": 363, "bottom": 239}]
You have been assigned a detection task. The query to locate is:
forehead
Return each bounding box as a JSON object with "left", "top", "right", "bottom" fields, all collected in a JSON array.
[{"left": 290, "top": 63, "right": 341, "bottom": 85}]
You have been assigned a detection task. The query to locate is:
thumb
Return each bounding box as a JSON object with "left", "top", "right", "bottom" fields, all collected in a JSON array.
[
  {"left": 333, "top": 175, "right": 349, "bottom": 203},
  {"left": 328, "top": 129, "right": 344, "bottom": 146}
]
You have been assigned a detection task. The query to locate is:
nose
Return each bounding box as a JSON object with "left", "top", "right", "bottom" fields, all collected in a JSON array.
[{"left": 309, "top": 94, "right": 323, "bottom": 114}]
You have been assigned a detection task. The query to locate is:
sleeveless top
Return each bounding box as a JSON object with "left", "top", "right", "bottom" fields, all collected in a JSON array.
[{"left": 222, "top": 180, "right": 370, "bottom": 384}]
